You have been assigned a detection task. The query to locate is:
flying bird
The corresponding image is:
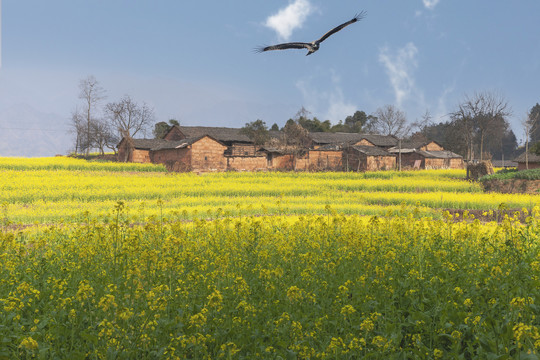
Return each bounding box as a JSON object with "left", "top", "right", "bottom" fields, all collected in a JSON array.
[{"left": 256, "top": 11, "right": 366, "bottom": 56}]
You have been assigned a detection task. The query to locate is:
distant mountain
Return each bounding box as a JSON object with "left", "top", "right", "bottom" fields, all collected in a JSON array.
[{"left": 0, "top": 104, "right": 72, "bottom": 157}]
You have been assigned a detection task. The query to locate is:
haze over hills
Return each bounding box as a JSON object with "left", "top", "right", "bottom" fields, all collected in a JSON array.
[{"left": 0, "top": 104, "right": 71, "bottom": 157}]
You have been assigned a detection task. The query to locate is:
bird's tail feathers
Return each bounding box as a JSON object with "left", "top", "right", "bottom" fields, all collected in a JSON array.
[
  {"left": 253, "top": 46, "right": 268, "bottom": 54},
  {"left": 353, "top": 10, "right": 367, "bottom": 22}
]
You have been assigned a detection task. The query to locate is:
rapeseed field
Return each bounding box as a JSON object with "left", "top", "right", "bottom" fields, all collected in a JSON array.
[{"left": 0, "top": 157, "right": 538, "bottom": 358}]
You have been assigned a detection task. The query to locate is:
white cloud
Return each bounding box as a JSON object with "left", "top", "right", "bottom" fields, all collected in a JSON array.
[
  {"left": 264, "top": 0, "right": 314, "bottom": 41},
  {"left": 422, "top": 0, "right": 440, "bottom": 10},
  {"left": 379, "top": 42, "right": 420, "bottom": 108},
  {"left": 295, "top": 71, "right": 356, "bottom": 122}
]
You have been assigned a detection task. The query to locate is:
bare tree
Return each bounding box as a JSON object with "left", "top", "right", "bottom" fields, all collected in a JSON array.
[
  {"left": 370, "top": 105, "right": 411, "bottom": 138},
  {"left": 69, "top": 108, "right": 88, "bottom": 155},
  {"left": 79, "top": 76, "right": 106, "bottom": 155},
  {"left": 523, "top": 110, "right": 540, "bottom": 169},
  {"left": 410, "top": 109, "right": 433, "bottom": 133},
  {"left": 282, "top": 119, "right": 311, "bottom": 170},
  {"left": 451, "top": 91, "right": 511, "bottom": 161},
  {"left": 105, "top": 95, "right": 154, "bottom": 139},
  {"left": 91, "top": 119, "right": 119, "bottom": 155}
]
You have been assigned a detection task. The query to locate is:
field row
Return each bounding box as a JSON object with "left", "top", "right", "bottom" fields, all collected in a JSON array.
[{"left": 0, "top": 163, "right": 538, "bottom": 224}]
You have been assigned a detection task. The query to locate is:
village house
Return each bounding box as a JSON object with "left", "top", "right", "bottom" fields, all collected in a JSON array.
[
  {"left": 163, "top": 125, "right": 268, "bottom": 171},
  {"left": 387, "top": 140, "right": 464, "bottom": 170},
  {"left": 344, "top": 145, "right": 396, "bottom": 172},
  {"left": 117, "top": 135, "right": 228, "bottom": 172},
  {"left": 514, "top": 152, "right": 540, "bottom": 170}
]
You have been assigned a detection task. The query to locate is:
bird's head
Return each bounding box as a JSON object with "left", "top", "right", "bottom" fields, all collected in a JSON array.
[{"left": 306, "top": 42, "right": 320, "bottom": 56}]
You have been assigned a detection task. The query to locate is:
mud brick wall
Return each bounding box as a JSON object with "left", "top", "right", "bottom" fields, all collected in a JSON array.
[
  {"left": 365, "top": 155, "right": 396, "bottom": 171},
  {"left": 354, "top": 139, "right": 375, "bottom": 146},
  {"left": 227, "top": 156, "right": 267, "bottom": 171},
  {"left": 151, "top": 148, "right": 191, "bottom": 172},
  {"left": 190, "top": 137, "right": 227, "bottom": 172},
  {"left": 308, "top": 150, "right": 343, "bottom": 171},
  {"left": 421, "top": 142, "right": 444, "bottom": 151},
  {"left": 270, "top": 154, "right": 294, "bottom": 170},
  {"left": 131, "top": 149, "right": 151, "bottom": 163}
]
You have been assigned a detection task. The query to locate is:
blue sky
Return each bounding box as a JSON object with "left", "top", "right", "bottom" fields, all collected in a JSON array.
[{"left": 1, "top": 1, "right": 540, "bottom": 155}]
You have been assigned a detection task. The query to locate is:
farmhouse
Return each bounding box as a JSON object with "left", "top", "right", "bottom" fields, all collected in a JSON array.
[
  {"left": 344, "top": 145, "right": 396, "bottom": 172},
  {"left": 307, "top": 144, "right": 344, "bottom": 171},
  {"left": 514, "top": 152, "right": 540, "bottom": 170},
  {"left": 388, "top": 140, "right": 464, "bottom": 169},
  {"left": 164, "top": 125, "right": 268, "bottom": 171},
  {"left": 118, "top": 135, "right": 228, "bottom": 172}
]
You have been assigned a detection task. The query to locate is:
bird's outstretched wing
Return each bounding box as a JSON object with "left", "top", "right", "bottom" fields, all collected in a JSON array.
[
  {"left": 316, "top": 11, "right": 366, "bottom": 44},
  {"left": 255, "top": 42, "right": 312, "bottom": 53}
]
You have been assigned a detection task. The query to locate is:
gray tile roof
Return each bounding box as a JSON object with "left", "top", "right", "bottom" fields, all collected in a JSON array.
[
  {"left": 132, "top": 136, "right": 207, "bottom": 151},
  {"left": 308, "top": 132, "right": 398, "bottom": 147},
  {"left": 309, "top": 132, "right": 363, "bottom": 144},
  {"left": 417, "top": 150, "right": 462, "bottom": 159},
  {"left": 514, "top": 152, "right": 540, "bottom": 163},
  {"left": 359, "top": 134, "right": 399, "bottom": 147},
  {"left": 351, "top": 145, "right": 395, "bottom": 156},
  {"left": 178, "top": 126, "right": 252, "bottom": 143},
  {"left": 491, "top": 160, "right": 518, "bottom": 167},
  {"left": 313, "top": 143, "right": 343, "bottom": 151},
  {"left": 131, "top": 139, "right": 168, "bottom": 150}
]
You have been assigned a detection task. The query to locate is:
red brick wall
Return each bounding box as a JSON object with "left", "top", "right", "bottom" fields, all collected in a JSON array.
[{"left": 227, "top": 156, "right": 267, "bottom": 171}]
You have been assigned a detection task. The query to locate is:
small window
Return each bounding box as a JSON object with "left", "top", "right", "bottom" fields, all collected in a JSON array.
[{"left": 204, "top": 156, "right": 208, "bottom": 161}]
